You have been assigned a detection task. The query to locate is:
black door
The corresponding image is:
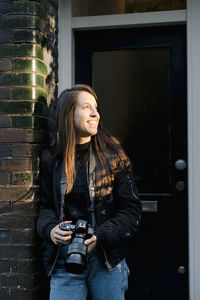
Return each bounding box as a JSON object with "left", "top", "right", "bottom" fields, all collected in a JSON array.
[{"left": 75, "top": 26, "right": 187, "bottom": 300}]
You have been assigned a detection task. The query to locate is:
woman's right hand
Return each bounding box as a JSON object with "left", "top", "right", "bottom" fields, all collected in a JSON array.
[{"left": 50, "top": 221, "right": 72, "bottom": 245}]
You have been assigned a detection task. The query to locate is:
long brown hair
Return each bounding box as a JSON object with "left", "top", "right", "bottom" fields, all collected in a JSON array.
[{"left": 56, "top": 84, "right": 129, "bottom": 194}]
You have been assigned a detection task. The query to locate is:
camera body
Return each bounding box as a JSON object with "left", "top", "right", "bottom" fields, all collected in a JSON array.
[{"left": 60, "top": 219, "right": 94, "bottom": 274}]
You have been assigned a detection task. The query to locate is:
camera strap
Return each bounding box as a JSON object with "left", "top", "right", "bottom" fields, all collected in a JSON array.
[
  {"left": 88, "top": 144, "right": 97, "bottom": 230},
  {"left": 60, "top": 161, "right": 67, "bottom": 223}
]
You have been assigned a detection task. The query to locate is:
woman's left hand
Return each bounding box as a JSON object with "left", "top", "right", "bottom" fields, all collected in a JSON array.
[{"left": 84, "top": 235, "right": 97, "bottom": 253}]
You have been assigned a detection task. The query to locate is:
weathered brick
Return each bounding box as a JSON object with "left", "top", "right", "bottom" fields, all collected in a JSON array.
[
  {"left": 12, "top": 197, "right": 39, "bottom": 215},
  {"left": 0, "top": 144, "right": 12, "bottom": 157},
  {"left": 12, "top": 172, "right": 33, "bottom": 185},
  {"left": 9, "top": 287, "right": 40, "bottom": 300},
  {"left": 0, "top": 101, "right": 43, "bottom": 115},
  {"left": 0, "top": 259, "right": 10, "bottom": 273},
  {"left": 12, "top": 172, "right": 39, "bottom": 185},
  {"left": 12, "top": 116, "right": 49, "bottom": 129},
  {"left": 12, "top": 86, "right": 47, "bottom": 101},
  {"left": 0, "top": 200, "right": 11, "bottom": 214},
  {"left": 0, "top": 1, "right": 12, "bottom": 15},
  {"left": 0, "top": 116, "right": 12, "bottom": 128},
  {"left": 48, "top": 0, "right": 59, "bottom": 8},
  {"left": 0, "top": 44, "right": 43, "bottom": 60},
  {"left": 0, "top": 88, "right": 11, "bottom": 99},
  {"left": 0, "top": 30, "right": 12, "bottom": 44},
  {"left": 13, "top": 29, "right": 47, "bottom": 46},
  {"left": 0, "top": 245, "right": 36, "bottom": 260},
  {"left": 0, "top": 73, "right": 44, "bottom": 88},
  {"left": 13, "top": 1, "right": 47, "bottom": 22},
  {"left": 0, "top": 289, "right": 9, "bottom": 299},
  {"left": 0, "top": 215, "right": 36, "bottom": 230},
  {"left": 0, "top": 15, "right": 45, "bottom": 32},
  {"left": 1, "top": 158, "right": 39, "bottom": 171},
  {"left": 10, "top": 229, "right": 35, "bottom": 245},
  {"left": 12, "top": 59, "right": 48, "bottom": 75},
  {"left": 0, "top": 186, "right": 34, "bottom": 201},
  {"left": 12, "top": 143, "right": 41, "bottom": 156},
  {"left": 0, "top": 230, "right": 10, "bottom": 243},
  {"left": 11, "top": 258, "right": 39, "bottom": 273},
  {"left": 0, "top": 59, "right": 12, "bottom": 72},
  {"left": 0, "top": 0, "right": 58, "bottom": 297},
  {"left": 0, "top": 171, "right": 11, "bottom": 184},
  {"left": 0, "top": 129, "right": 46, "bottom": 143},
  {"left": 43, "top": 0, "right": 58, "bottom": 15},
  {"left": 1, "top": 273, "right": 39, "bottom": 290}
]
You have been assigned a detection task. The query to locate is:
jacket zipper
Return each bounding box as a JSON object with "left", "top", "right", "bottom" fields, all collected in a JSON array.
[
  {"left": 129, "top": 178, "right": 138, "bottom": 199},
  {"left": 103, "top": 249, "right": 113, "bottom": 271},
  {"left": 89, "top": 189, "right": 112, "bottom": 271},
  {"left": 89, "top": 188, "right": 113, "bottom": 271}
]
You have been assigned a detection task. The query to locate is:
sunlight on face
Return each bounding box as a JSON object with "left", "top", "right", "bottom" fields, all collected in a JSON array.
[{"left": 74, "top": 91, "right": 100, "bottom": 144}]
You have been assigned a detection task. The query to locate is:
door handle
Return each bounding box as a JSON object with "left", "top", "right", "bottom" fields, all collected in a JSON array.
[{"left": 142, "top": 201, "right": 157, "bottom": 212}]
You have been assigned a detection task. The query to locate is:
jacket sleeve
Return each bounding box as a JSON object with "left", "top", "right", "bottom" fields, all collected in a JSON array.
[
  {"left": 37, "top": 150, "right": 59, "bottom": 242},
  {"left": 95, "top": 160, "right": 142, "bottom": 248}
]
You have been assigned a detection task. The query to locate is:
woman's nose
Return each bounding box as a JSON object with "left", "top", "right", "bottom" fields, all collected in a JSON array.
[{"left": 90, "top": 107, "right": 98, "bottom": 116}]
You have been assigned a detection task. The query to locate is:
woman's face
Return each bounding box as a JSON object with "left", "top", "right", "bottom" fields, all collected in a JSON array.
[{"left": 74, "top": 91, "right": 100, "bottom": 144}]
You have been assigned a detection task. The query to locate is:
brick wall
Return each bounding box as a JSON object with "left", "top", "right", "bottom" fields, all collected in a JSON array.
[{"left": 0, "top": 1, "right": 58, "bottom": 299}]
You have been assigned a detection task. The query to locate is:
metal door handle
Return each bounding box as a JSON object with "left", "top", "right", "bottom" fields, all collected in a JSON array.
[{"left": 142, "top": 201, "right": 157, "bottom": 212}]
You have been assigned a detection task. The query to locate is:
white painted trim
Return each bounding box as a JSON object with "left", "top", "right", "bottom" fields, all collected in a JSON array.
[
  {"left": 187, "top": 1, "right": 200, "bottom": 299},
  {"left": 72, "top": 10, "right": 186, "bottom": 30},
  {"left": 58, "top": 0, "right": 73, "bottom": 95},
  {"left": 58, "top": 5, "right": 187, "bottom": 93},
  {"left": 58, "top": 5, "right": 187, "bottom": 94}
]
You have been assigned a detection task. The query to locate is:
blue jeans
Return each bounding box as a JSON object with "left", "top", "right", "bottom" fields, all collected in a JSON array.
[{"left": 50, "top": 244, "right": 130, "bottom": 300}]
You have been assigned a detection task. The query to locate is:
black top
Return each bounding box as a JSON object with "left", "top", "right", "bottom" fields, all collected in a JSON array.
[{"left": 64, "top": 142, "right": 90, "bottom": 222}]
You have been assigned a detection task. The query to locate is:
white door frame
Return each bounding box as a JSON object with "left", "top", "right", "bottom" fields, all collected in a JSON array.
[
  {"left": 187, "top": 1, "right": 200, "bottom": 299},
  {"left": 58, "top": 1, "right": 200, "bottom": 298}
]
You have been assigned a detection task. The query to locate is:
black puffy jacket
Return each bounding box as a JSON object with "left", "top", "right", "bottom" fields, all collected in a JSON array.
[{"left": 37, "top": 148, "right": 142, "bottom": 276}]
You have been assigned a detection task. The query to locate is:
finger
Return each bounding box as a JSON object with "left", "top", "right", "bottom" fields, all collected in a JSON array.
[
  {"left": 56, "top": 229, "right": 73, "bottom": 236},
  {"left": 53, "top": 225, "right": 73, "bottom": 236},
  {"left": 54, "top": 234, "right": 72, "bottom": 245},
  {"left": 61, "top": 221, "right": 72, "bottom": 224},
  {"left": 84, "top": 235, "right": 97, "bottom": 245},
  {"left": 53, "top": 232, "right": 72, "bottom": 241},
  {"left": 87, "top": 242, "right": 96, "bottom": 253}
]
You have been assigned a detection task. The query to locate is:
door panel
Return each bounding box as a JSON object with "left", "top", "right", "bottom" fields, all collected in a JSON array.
[
  {"left": 75, "top": 26, "right": 187, "bottom": 300},
  {"left": 92, "top": 47, "right": 170, "bottom": 193}
]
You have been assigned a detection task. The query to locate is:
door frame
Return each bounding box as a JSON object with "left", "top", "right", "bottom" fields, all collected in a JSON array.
[{"left": 58, "top": 0, "right": 200, "bottom": 298}]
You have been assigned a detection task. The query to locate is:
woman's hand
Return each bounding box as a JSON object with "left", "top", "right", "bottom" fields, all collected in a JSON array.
[
  {"left": 84, "top": 235, "right": 97, "bottom": 253},
  {"left": 50, "top": 221, "right": 72, "bottom": 245}
]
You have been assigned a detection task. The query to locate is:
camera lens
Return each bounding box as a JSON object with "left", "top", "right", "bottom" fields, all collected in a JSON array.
[
  {"left": 65, "top": 233, "right": 87, "bottom": 274},
  {"left": 65, "top": 253, "right": 86, "bottom": 274}
]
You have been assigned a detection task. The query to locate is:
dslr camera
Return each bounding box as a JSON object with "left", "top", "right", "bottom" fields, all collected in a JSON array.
[{"left": 59, "top": 219, "right": 94, "bottom": 274}]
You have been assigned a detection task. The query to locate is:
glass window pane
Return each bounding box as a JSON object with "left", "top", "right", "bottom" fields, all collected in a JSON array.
[
  {"left": 93, "top": 48, "right": 171, "bottom": 193},
  {"left": 73, "top": 0, "right": 186, "bottom": 17}
]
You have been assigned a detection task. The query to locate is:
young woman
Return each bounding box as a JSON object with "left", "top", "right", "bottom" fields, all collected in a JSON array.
[{"left": 37, "top": 84, "right": 142, "bottom": 300}]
